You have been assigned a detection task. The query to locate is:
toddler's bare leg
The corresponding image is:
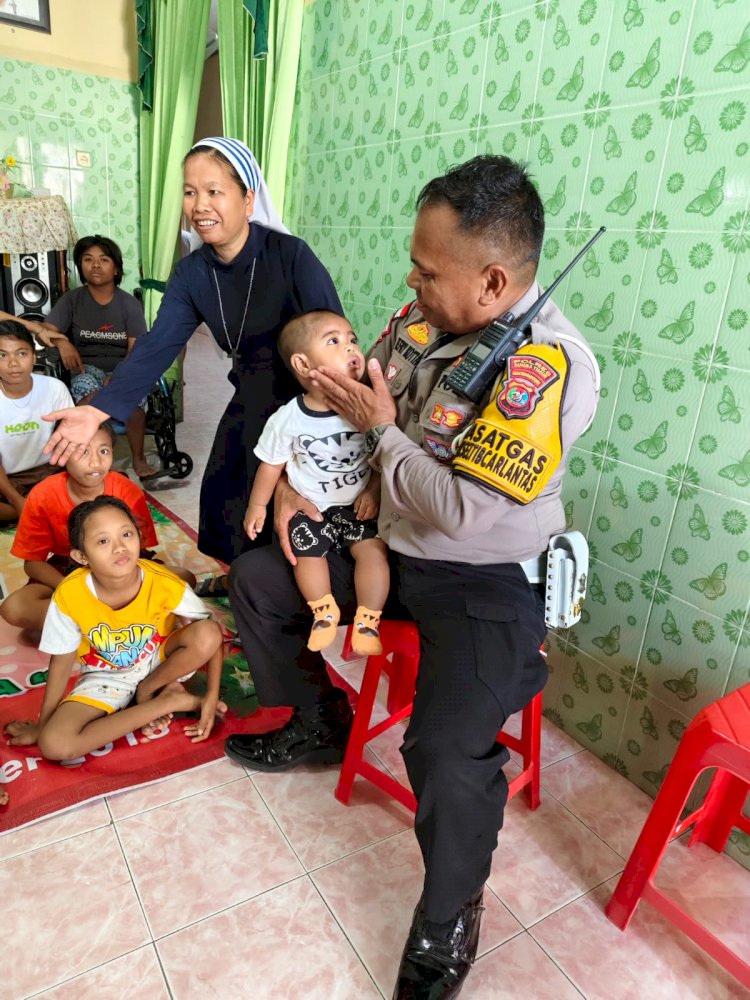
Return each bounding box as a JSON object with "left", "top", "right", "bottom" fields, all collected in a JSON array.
[
  {"left": 351, "top": 538, "right": 390, "bottom": 610},
  {"left": 350, "top": 539, "right": 390, "bottom": 656}
]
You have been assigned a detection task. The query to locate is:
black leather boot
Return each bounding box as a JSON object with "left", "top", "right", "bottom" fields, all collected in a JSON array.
[
  {"left": 224, "top": 694, "right": 353, "bottom": 772},
  {"left": 392, "top": 890, "right": 485, "bottom": 999}
]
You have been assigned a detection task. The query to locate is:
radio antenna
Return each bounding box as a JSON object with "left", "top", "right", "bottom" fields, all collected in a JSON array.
[{"left": 518, "top": 226, "right": 606, "bottom": 329}]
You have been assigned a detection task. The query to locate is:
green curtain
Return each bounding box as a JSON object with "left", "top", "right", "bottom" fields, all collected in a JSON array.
[
  {"left": 135, "top": 0, "right": 154, "bottom": 112},
  {"left": 242, "top": 0, "right": 269, "bottom": 56},
  {"left": 138, "top": 0, "right": 211, "bottom": 326},
  {"left": 217, "top": 0, "right": 303, "bottom": 217},
  {"left": 217, "top": 0, "right": 267, "bottom": 155}
]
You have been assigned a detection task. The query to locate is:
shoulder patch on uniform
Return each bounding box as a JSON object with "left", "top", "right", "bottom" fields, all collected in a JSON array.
[
  {"left": 496, "top": 353, "right": 560, "bottom": 420},
  {"left": 441, "top": 407, "right": 468, "bottom": 429}
]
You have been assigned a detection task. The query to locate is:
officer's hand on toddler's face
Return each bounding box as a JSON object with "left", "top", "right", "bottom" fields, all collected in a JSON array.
[{"left": 309, "top": 359, "right": 397, "bottom": 433}]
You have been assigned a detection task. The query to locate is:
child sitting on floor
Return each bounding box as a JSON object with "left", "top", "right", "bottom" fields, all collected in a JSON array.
[
  {"left": 0, "top": 320, "right": 73, "bottom": 523},
  {"left": 244, "top": 310, "right": 389, "bottom": 656},
  {"left": 0, "top": 423, "right": 194, "bottom": 633},
  {"left": 4, "top": 496, "right": 225, "bottom": 758}
]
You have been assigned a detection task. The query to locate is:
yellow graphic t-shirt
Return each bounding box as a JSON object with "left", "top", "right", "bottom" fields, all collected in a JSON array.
[{"left": 40, "top": 560, "right": 209, "bottom": 673}]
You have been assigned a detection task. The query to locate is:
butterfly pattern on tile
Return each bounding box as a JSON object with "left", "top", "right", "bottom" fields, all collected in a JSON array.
[{"left": 279, "top": 0, "right": 750, "bottom": 829}]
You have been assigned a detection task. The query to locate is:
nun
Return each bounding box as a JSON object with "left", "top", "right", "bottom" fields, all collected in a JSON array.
[{"left": 42, "top": 137, "right": 342, "bottom": 578}]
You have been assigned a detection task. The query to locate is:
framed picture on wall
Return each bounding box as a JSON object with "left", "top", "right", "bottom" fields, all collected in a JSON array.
[{"left": 0, "top": 1, "right": 51, "bottom": 34}]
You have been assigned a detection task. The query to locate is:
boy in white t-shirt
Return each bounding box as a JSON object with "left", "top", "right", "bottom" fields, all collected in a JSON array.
[
  {"left": 0, "top": 320, "right": 73, "bottom": 521},
  {"left": 245, "top": 311, "right": 390, "bottom": 657}
]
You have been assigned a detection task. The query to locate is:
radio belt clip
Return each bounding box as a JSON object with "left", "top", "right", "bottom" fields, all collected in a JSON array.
[{"left": 544, "top": 530, "right": 589, "bottom": 629}]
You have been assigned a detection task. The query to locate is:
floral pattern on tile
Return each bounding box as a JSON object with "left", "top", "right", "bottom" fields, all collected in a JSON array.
[
  {"left": 0, "top": 59, "right": 140, "bottom": 292},
  {"left": 284, "top": 0, "right": 750, "bottom": 872}
]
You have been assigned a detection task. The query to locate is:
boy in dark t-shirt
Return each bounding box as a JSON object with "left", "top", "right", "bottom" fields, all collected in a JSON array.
[
  {"left": 47, "top": 282, "right": 147, "bottom": 372},
  {"left": 40, "top": 235, "right": 162, "bottom": 482}
]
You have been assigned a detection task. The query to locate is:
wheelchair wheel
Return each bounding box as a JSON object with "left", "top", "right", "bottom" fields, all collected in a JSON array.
[
  {"left": 154, "top": 433, "right": 174, "bottom": 464},
  {"left": 168, "top": 452, "right": 193, "bottom": 479}
]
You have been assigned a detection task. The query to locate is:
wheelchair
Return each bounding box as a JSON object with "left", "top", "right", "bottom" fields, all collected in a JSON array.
[
  {"left": 142, "top": 375, "right": 193, "bottom": 479},
  {"left": 35, "top": 349, "right": 194, "bottom": 480}
]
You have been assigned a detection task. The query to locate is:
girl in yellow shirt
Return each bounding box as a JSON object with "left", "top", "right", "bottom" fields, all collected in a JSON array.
[{"left": 4, "top": 495, "right": 224, "bottom": 759}]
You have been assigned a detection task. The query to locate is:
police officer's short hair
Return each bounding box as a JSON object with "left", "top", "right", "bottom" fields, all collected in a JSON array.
[{"left": 417, "top": 155, "right": 545, "bottom": 272}]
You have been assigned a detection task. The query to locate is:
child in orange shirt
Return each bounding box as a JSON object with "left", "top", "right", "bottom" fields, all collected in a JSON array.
[{"left": 0, "top": 423, "right": 193, "bottom": 632}]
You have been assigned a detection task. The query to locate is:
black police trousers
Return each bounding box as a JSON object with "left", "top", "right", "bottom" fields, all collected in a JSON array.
[{"left": 229, "top": 542, "right": 548, "bottom": 924}]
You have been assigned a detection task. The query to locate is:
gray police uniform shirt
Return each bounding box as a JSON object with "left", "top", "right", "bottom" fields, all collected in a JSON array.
[
  {"left": 46, "top": 286, "right": 147, "bottom": 373},
  {"left": 366, "top": 286, "right": 600, "bottom": 565}
]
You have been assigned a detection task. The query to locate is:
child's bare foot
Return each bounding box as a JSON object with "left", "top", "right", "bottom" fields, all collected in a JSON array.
[
  {"left": 140, "top": 683, "right": 201, "bottom": 737},
  {"left": 0, "top": 788, "right": 8, "bottom": 806},
  {"left": 162, "top": 682, "right": 202, "bottom": 715},
  {"left": 140, "top": 712, "right": 174, "bottom": 739}
]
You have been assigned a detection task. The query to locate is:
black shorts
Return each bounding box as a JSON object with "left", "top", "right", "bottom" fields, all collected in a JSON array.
[{"left": 289, "top": 505, "right": 379, "bottom": 557}]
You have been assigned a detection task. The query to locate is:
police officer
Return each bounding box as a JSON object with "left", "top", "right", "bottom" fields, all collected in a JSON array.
[{"left": 226, "top": 156, "right": 599, "bottom": 999}]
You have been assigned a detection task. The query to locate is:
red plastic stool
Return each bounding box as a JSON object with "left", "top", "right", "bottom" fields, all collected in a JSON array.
[
  {"left": 605, "top": 682, "right": 750, "bottom": 990},
  {"left": 334, "top": 620, "right": 543, "bottom": 813}
]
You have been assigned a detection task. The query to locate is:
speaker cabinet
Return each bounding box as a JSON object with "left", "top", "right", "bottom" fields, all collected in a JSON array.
[{"left": 0, "top": 251, "right": 67, "bottom": 322}]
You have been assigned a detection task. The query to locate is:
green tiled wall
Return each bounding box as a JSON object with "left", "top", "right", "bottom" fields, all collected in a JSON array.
[
  {"left": 285, "top": 0, "right": 750, "bottom": 863},
  {"left": 0, "top": 59, "right": 140, "bottom": 294}
]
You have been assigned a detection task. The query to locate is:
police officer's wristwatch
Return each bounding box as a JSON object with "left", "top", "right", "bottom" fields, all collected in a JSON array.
[{"left": 363, "top": 424, "right": 390, "bottom": 457}]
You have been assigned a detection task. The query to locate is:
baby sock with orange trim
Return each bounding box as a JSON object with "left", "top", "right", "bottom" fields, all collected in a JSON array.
[
  {"left": 351, "top": 606, "right": 383, "bottom": 657},
  {"left": 306, "top": 594, "right": 341, "bottom": 652}
]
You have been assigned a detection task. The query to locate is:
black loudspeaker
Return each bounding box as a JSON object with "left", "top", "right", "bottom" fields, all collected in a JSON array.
[{"left": 0, "top": 251, "right": 66, "bottom": 322}]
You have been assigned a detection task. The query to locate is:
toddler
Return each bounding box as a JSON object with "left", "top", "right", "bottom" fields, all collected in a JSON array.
[{"left": 245, "top": 311, "right": 389, "bottom": 655}]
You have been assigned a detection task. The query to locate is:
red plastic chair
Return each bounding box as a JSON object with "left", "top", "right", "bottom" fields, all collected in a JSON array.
[
  {"left": 334, "top": 620, "right": 543, "bottom": 813},
  {"left": 606, "top": 682, "right": 750, "bottom": 990}
]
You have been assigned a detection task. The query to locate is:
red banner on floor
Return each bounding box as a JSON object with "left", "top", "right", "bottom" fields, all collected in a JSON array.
[{"left": 0, "top": 680, "right": 290, "bottom": 833}]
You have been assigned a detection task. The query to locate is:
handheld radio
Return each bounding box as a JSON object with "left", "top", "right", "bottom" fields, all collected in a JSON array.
[{"left": 445, "top": 226, "right": 606, "bottom": 403}]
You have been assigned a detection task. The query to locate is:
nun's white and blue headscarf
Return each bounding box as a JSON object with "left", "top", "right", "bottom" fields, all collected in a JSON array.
[{"left": 190, "top": 136, "right": 289, "bottom": 235}]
